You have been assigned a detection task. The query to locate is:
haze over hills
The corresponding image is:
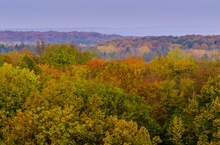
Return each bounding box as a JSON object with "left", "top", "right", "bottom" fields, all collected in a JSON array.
[
  {"left": 1, "top": 26, "right": 220, "bottom": 36},
  {"left": 0, "top": 30, "right": 123, "bottom": 45}
]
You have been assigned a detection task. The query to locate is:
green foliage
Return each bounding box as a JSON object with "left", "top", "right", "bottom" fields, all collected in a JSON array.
[
  {"left": 73, "top": 81, "right": 158, "bottom": 133},
  {"left": 148, "top": 80, "right": 185, "bottom": 126},
  {"left": 18, "top": 55, "right": 42, "bottom": 74},
  {"left": 40, "top": 44, "right": 93, "bottom": 68},
  {"left": 0, "top": 54, "right": 5, "bottom": 67},
  {"left": 198, "top": 76, "right": 220, "bottom": 108},
  {"left": 191, "top": 76, "right": 220, "bottom": 144},
  {"left": 0, "top": 63, "right": 39, "bottom": 113},
  {"left": 148, "top": 48, "right": 198, "bottom": 80},
  {"left": 103, "top": 116, "right": 153, "bottom": 145},
  {"left": 167, "top": 116, "right": 185, "bottom": 145},
  {"left": 1, "top": 96, "right": 153, "bottom": 144}
]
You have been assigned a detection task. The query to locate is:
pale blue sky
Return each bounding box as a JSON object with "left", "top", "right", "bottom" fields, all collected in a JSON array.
[{"left": 1, "top": 0, "right": 220, "bottom": 35}]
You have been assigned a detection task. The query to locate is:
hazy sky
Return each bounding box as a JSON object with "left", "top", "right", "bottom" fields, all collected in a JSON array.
[{"left": 1, "top": 0, "right": 220, "bottom": 35}]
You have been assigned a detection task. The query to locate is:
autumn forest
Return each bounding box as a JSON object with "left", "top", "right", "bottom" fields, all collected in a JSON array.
[{"left": 1, "top": 32, "right": 220, "bottom": 144}]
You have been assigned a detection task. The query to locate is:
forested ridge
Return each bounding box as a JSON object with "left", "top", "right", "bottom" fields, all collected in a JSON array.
[
  {"left": 95, "top": 35, "right": 220, "bottom": 60},
  {"left": 2, "top": 31, "right": 220, "bottom": 62},
  {"left": 1, "top": 42, "right": 220, "bottom": 144},
  {"left": 0, "top": 30, "right": 122, "bottom": 45}
]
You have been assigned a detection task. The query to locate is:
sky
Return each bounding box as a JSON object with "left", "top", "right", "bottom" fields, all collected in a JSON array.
[{"left": 1, "top": 0, "right": 220, "bottom": 36}]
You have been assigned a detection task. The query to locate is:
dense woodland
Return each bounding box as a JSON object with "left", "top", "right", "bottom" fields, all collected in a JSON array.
[
  {"left": 95, "top": 35, "right": 220, "bottom": 60},
  {"left": 1, "top": 31, "right": 220, "bottom": 62},
  {"left": 1, "top": 41, "right": 220, "bottom": 144}
]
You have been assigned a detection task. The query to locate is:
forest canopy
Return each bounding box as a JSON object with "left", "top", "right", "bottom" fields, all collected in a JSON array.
[{"left": 1, "top": 41, "right": 220, "bottom": 144}]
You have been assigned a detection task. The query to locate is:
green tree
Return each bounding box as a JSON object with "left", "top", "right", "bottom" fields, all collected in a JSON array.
[
  {"left": 103, "top": 116, "right": 153, "bottom": 145},
  {"left": 18, "top": 55, "right": 41, "bottom": 74},
  {"left": 147, "top": 48, "right": 197, "bottom": 80},
  {"left": 193, "top": 76, "right": 220, "bottom": 144},
  {"left": 0, "top": 63, "right": 39, "bottom": 113},
  {"left": 40, "top": 44, "right": 92, "bottom": 69},
  {"left": 167, "top": 116, "right": 185, "bottom": 145}
]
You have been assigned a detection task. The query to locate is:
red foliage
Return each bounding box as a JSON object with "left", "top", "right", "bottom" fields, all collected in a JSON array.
[{"left": 87, "top": 58, "right": 106, "bottom": 69}]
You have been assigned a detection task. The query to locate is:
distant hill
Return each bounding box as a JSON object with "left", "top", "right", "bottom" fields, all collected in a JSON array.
[
  {"left": 0, "top": 31, "right": 123, "bottom": 45},
  {"left": 94, "top": 35, "right": 220, "bottom": 60},
  {"left": 1, "top": 31, "right": 220, "bottom": 61}
]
